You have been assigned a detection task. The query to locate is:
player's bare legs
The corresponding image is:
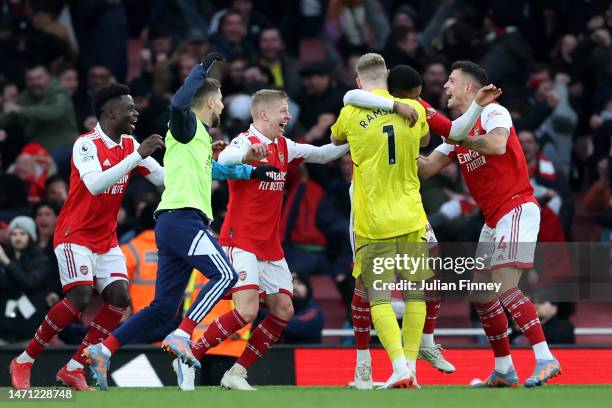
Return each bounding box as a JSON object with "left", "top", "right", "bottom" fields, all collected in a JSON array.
[
  {"left": 221, "top": 292, "right": 294, "bottom": 391},
  {"left": 233, "top": 289, "right": 262, "bottom": 323},
  {"left": 264, "top": 292, "right": 294, "bottom": 320},
  {"left": 189, "top": 288, "right": 258, "bottom": 363},
  {"left": 183, "top": 289, "right": 259, "bottom": 390}
]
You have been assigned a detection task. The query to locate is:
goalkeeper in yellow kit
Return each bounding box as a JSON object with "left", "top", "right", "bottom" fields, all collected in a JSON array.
[{"left": 331, "top": 53, "right": 431, "bottom": 389}]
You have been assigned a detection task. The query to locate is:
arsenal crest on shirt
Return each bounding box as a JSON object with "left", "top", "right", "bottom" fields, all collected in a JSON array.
[{"left": 278, "top": 152, "right": 285, "bottom": 165}]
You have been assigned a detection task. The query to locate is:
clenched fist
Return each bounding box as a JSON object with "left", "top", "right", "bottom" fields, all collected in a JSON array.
[
  {"left": 242, "top": 143, "right": 268, "bottom": 163},
  {"left": 137, "top": 134, "right": 164, "bottom": 158}
]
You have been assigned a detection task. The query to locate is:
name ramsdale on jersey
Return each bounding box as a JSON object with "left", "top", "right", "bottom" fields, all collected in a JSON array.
[{"left": 356, "top": 107, "right": 395, "bottom": 129}]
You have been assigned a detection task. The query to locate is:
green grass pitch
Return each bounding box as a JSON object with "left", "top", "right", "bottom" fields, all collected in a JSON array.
[{"left": 2, "top": 385, "right": 611, "bottom": 408}]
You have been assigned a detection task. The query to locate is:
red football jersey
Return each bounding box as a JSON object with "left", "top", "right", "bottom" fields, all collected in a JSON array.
[
  {"left": 435, "top": 103, "right": 537, "bottom": 227},
  {"left": 219, "top": 124, "right": 348, "bottom": 260},
  {"left": 419, "top": 98, "right": 452, "bottom": 137},
  {"left": 54, "top": 124, "right": 158, "bottom": 254},
  {"left": 220, "top": 128, "right": 290, "bottom": 261}
]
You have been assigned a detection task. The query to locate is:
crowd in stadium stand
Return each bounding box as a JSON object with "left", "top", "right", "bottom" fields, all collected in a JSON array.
[{"left": 0, "top": 0, "right": 610, "bottom": 346}]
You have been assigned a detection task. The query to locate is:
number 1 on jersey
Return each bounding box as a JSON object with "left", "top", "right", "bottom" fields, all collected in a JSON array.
[{"left": 383, "top": 125, "right": 396, "bottom": 165}]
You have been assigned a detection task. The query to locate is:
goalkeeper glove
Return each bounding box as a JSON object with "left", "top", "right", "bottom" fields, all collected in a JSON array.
[{"left": 201, "top": 52, "right": 225, "bottom": 73}]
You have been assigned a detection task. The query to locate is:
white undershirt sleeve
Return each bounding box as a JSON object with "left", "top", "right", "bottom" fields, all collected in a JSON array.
[
  {"left": 434, "top": 143, "right": 456, "bottom": 156},
  {"left": 448, "top": 101, "right": 484, "bottom": 140},
  {"left": 286, "top": 139, "right": 350, "bottom": 163},
  {"left": 82, "top": 151, "right": 143, "bottom": 195},
  {"left": 343, "top": 89, "right": 395, "bottom": 110},
  {"left": 218, "top": 135, "right": 250, "bottom": 165}
]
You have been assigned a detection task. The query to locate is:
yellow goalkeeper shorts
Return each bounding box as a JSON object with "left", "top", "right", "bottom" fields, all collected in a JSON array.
[{"left": 352, "top": 226, "right": 433, "bottom": 288}]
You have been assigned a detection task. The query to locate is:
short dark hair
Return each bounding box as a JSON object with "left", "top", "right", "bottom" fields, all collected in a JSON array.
[
  {"left": 45, "top": 174, "right": 67, "bottom": 189},
  {"left": 191, "top": 78, "right": 221, "bottom": 109},
  {"left": 387, "top": 65, "right": 422, "bottom": 96},
  {"left": 451, "top": 61, "right": 488, "bottom": 87},
  {"left": 92, "top": 83, "right": 131, "bottom": 119}
]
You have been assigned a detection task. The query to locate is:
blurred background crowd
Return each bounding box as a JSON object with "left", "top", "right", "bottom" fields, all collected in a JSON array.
[{"left": 0, "top": 0, "right": 610, "bottom": 348}]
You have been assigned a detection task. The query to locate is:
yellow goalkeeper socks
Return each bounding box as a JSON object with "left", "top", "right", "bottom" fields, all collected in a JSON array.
[
  {"left": 370, "top": 301, "right": 404, "bottom": 362},
  {"left": 402, "top": 299, "right": 426, "bottom": 361}
]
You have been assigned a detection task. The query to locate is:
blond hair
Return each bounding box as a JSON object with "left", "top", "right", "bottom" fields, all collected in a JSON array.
[
  {"left": 250, "top": 89, "right": 288, "bottom": 117},
  {"left": 355, "top": 53, "right": 387, "bottom": 83}
]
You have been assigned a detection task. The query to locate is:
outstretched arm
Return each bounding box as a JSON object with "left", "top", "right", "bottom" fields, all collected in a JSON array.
[
  {"left": 418, "top": 149, "right": 454, "bottom": 179},
  {"left": 169, "top": 52, "right": 224, "bottom": 144},
  {"left": 169, "top": 65, "right": 206, "bottom": 144},
  {"left": 212, "top": 161, "right": 280, "bottom": 181},
  {"left": 342, "top": 90, "right": 418, "bottom": 126},
  {"left": 343, "top": 85, "right": 501, "bottom": 141},
  {"left": 212, "top": 160, "right": 252, "bottom": 180},
  {"left": 287, "top": 139, "right": 350, "bottom": 164}
]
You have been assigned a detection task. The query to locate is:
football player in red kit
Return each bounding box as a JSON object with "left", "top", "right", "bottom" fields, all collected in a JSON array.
[
  {"left": 180, "top": 89, "right": 348, "bottom": 390},
  {"left": 350, "top": 61, "right": 560, "bottom": 388},
  {"left": 10, "top": 84, "right": 165, "bottom": 390}
]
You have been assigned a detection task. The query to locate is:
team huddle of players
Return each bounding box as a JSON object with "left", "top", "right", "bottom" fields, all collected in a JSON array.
[{"left": 9, "top": 51, "right": 561, "bottom": 392}]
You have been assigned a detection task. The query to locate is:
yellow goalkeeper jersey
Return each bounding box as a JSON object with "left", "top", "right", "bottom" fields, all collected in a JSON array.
[{"left": 331, "top": 89, "right": 429, "bottom": 239}]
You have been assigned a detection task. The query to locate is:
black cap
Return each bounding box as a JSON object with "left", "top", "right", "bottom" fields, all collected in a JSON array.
[
  {"left": 300, "top": 60, "right": 334, "bottom": 77},
  {"left": 186, "top": 28, "right": 208, "bottom": 44}
]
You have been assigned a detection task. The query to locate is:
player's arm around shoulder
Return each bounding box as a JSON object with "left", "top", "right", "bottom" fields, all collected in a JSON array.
[
  {"left": 459, "top": 104, "right": 511, "bottom": 156},
  {"left": 395, "top": 97, "right": 429, "bottom": 146},
  {"left": 286, "top": 137, "right": 349, "bottom": 164}
]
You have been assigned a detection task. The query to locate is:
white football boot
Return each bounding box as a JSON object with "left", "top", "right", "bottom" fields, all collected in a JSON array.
[
  {"left": 220, "top": 364, "right": 256, "bottom": 391},
  {"left": 172, "top": 358, "right": 195, "bottom": 391}
]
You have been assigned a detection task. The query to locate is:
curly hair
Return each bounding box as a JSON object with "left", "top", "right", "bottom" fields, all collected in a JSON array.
[{"left": 92, "top": 83, "right": 131, "bottom": 119}]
